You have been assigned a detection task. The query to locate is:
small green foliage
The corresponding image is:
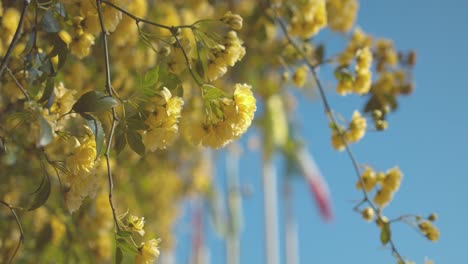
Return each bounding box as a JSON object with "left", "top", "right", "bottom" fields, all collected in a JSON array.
[{"left": 380, "top": 222, "right": 392, "bottom": 245}]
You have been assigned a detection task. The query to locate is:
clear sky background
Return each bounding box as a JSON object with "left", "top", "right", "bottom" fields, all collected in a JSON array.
[{"left": 174, "top": 1, "right": 468, "bottom": 263}]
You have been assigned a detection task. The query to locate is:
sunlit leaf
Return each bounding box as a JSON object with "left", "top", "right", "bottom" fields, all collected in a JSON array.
[
  {"left": 202, "top": 84, "right": 228, "bottom": 100},
  {"left": 143, "top": 65, "right": 160, "bottom": 88}
]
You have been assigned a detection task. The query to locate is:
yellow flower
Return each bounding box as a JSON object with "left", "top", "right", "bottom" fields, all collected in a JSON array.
[
  {"left": 361, "top": 207, "right": 374, "bottom": 222},
  {"left": 182, "top": 84, "right": 256, "bottom": 149},
  {"left": 418, "top": 220, "right": 440, "bottom": 242},
  {"left": 336, "top": 79, "right": 353, "bottom": 95},
  {"left": 144, "top": 88, "right": 184, "bottom": 151},
  {"left": 289, "top": 0, "right": 327, "bottom": 38},
  {"left": 67, "top": 133, "right": 97, "bottom": 175},
  {"left": 355, "top": 47, "right": 373, "bottom": 72},
  {"left": 356, "top": 166, "right": 377, "bottom": 192},
  {"left": 326, "top": 0, "right": 358, "bottom": 33},
  {"left": 293, "top": 65, "right": 308, "bottom": 88},
  {"left": 383, "top": 166, "right": 402, "bottom": 192},
  {"left": 135, "top": 239, "right": 161, "bottom": 264},
  {"left": 227, "top": 83, "right": 257, "bottom": 137},
  {"left": 70, "top": 32, "right": 95, "bottom": 59},
  {"left": 206, "top": 58, "right": 228, "bottom": 82},
  {"left": 373, "top": 187, "right": 393, "bottom": 208},
  {"left": 223, "top": 31, "right": 246, "bottom": 67},
  {"left": 221, "top": 11, "right": 243, "bottom": 30},
  {"left": 50, "top": 82, "right": 76, "bottom": 116},
  {"left": 331, "top": 131, "right": 345, "bottom": 151},
  {"left": 64, "top": 128, "right": 99, "bottom": 213},
  {"left": 345, "top": 110, "right": 367, "bottom": 143},
  {"left": 127, "top": 215, "right": 145, "bottom": 236}
]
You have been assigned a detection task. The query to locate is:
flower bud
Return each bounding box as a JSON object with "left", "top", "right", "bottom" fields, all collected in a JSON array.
[{"left": 221, "top": 11, "right": 243, "bottom": 30}]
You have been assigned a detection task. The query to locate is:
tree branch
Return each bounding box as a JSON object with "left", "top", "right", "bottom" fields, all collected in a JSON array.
[
  {"left": 269, "top": 7, "right": 405, "bottom": 263},
  {"left": 0, "top": 0, "right": 31, "bottom": 78},
  {"left": 95, "top": 0, "right": 121, "bottom": 232},
  {"left": 0, "top": 200, "right": 24, "bottom": 264}
]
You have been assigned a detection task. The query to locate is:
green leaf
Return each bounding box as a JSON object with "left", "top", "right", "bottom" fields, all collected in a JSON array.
[
  {"left": 41, "top": 11, "right": 60, "bottom": 33},
  {"left": 143, "top": 66, "right": 160, "bottom": 88},
  {"left": 116, "top": 238, "right": 138, "bottom": 254},
  {"left": 315, "top": 44, "right": 325, "bottom": 64},
  {"left": 73, "top": 91, "right": 118, "bottom": 113},
  {"left": 127, "top": 117, "right": 148, "bottom": 131},
  {"left": 116, "top": 230, "right": 133, "bottom": 238},
  {"left": 115, "top": 247, "right": 123, "bottom": 264},
  {"left": 127, "top": 131, "right": 145, "bottom": 156},
  {"left": 202, "top": 84, "right": 228, "bottom": 100},
  {"left": 159, "top": 68, "right": 182, "bottom": 93},
  {"left": 380, "top": 222, "right": 391, "bottom": 245},
  {"left": 40, "top": 77, "right": 55, "bottom": 107},
  {"left": 38, "top": 114, "right": 54, "bottom": 147},
  {"left": 81, "top": 113, "right": 105, "bottom": 161},
  {"left": 50, "top": 35, "right": 68, "bottom": 70},
  {"left": 114, "top": 126, "right": 127, "bottom": 156},
  {"left": 29, "top": 167, "right": 51, "bottom": 211}
]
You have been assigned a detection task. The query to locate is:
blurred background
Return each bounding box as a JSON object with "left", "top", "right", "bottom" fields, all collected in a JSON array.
[{"left": 173, "top": 1, "right": 468, "bottom": 263}]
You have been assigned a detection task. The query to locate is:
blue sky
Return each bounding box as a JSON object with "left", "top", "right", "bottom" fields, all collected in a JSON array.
[{"left": 174, "top": 1, "right": 468, "bottom": 263}]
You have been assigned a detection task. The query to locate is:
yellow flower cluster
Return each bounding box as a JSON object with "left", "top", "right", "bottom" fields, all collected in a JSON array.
[
  {"left": 289, "top": 0, "right": 327, "bottom": 39},
  {"left": 355, "top": 166, "right": 403, "bottom": 208},
  {"left": 64, "top": 127, "right": 99, "bottom": 213},
  {"left": 326, "top": 0, "right": 358, "bottom": 33},
  {"left": 338, "top": 28, "right": 373, "bottom": 65},
  {"left": 183, "top": 83, "right": 256, "bottom": 148},
  {"left": 206, "top": 31, "right": 246, "bottom": 82},
  {"left": 112, "top": 0, "right": 148, "bottom": 46},
  {"left": 330, "top": 110, "right": 367, "bottom": 151},
  {"left": 0, "top": 7, "right": 20, "bottom": 56},
  {"left": 50, "top": 82, "right": 76, "bottom": 117},
  {"left": 69, "top": 16, "right": 95, "bottom": 59},
  {"left": 144, "top": 87, "right": 184, "bottom": 151},
  {"left": 135, "top": 238, "right": 161, "bottom": 264},
  {"left": 418, "top": 220, "right": 440, "bottom": 242},
  {"left": 336, "top": 47, "right": 373, "bottom": 95}
]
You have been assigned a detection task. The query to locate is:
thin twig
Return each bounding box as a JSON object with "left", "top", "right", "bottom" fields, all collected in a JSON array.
[
  {"left": 0, "top": 200, "right": 25, "bottom": 264},
  {"left": 0, "top": 0, "right": 31, "bottom": 78},
  {"left": 270, "top": 7, "right": 405, "bottom": 262},
  {"left": 96, "top": 0, "right": 121, "bottom": 232},
  {"left": 6, "top": 67, "right": 30, "bottom": 100},
  {"left": 170, "top": 28, "right": 204, "bottom": 86}
]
